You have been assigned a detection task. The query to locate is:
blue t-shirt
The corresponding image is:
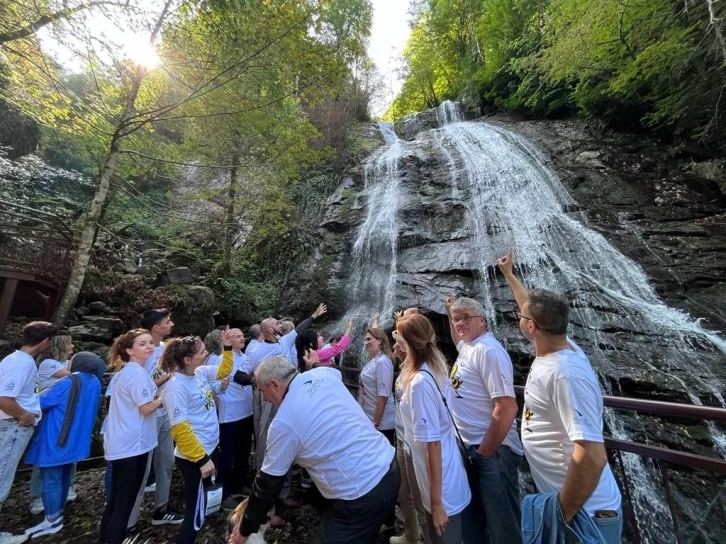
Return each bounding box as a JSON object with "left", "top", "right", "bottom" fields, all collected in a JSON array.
[{"left": 25, "top": 373, "right": 102, "bottom": 467}]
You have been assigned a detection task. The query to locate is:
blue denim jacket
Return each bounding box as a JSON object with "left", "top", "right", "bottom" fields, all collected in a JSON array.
[{"left": 522, "top": 492, "right": 607, "bottom": 544}]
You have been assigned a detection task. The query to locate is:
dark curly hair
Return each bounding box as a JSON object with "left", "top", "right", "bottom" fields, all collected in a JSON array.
[{"left": 160, "top": 336, "right": 204, "bottom": 373}]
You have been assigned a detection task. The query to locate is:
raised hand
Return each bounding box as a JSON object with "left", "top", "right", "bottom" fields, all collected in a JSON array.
[
  {"left": 303, "top": 348, "right": 321, "bottom": 370},
  {"left": 371, "top": 312, "right": 380, "bottom": 328},
  {"left": 221, "top": 325, "right": 234, "bottom": 347},
  {"left": 313, "top": 303, "right": 328, "bottom": 319},
  {"left": 345, "top": 319, "right": 353, "bottom": 335},
  {"left": 497, "top": 247, "right": 514, "bottom": 276},
  {"left": 444, "top": 292, "right": 456, "bottom": 315},
  {"left": 394, "top": 310, "right": 404, "bottom": 322}
]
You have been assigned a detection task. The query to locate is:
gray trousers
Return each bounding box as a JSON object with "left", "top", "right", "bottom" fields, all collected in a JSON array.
[
  {"left": 0, "top": 418, "right": 34, "bottom": 513},
  {"left": 153, "top": 413, "right": 174, "bottom": 508},
  {"left": 253, "top": 388, "right": 291, "bottom": 498}
]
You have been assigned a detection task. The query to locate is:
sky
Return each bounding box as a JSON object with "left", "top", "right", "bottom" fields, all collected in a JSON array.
[
  {"left": 39, "top": 0, "right": 412, "bottom": 116},
  {"left": 368, "top": 0, "right": 412, "bottom": 116}
]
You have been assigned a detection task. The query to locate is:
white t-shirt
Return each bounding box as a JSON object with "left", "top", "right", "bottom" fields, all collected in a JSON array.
[
  {"left": 399, "top": 364, "right": 471, "bottom": 515},
  {"left": 37, "top": 358, "right": 69, "bottom": 394},
  {"left": 283, "top": 332, "right": 298, "bottom": 367},
  {"left": 144, "top": 343, "right": 167, "bottom": 417},
  {"left": 240, "top": 339, "right": 295, "bottom": 374},
  {"left": 522, "top": 342, "right": 621, "bottom": 515},
  {"left": 214, "top": 351, "right": 253, "bottom": 423},
  {"left": 262, "top": 367, "right": 395, "bottom": 500},
  {"left": 0, "top": 350, "right": 41, "bottom": 423},
  {"left": 104, "top": 362, "right": 158, "bottom": 460},
  {"left": 450, "top": 333, "right": 523, "bottom": 454},
  {"left": 165, "top": 365, "right": 221, "bottom": 459},
  {"left": 245, "top": 339, "right": 263, "bottom": 357},
  {"left": 358, "top": 354, "right": 396, "bottom": 430}
]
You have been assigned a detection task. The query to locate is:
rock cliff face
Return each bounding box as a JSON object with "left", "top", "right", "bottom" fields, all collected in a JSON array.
[{"left": 282, "top": 105, "right": 726, "bottom": 542}]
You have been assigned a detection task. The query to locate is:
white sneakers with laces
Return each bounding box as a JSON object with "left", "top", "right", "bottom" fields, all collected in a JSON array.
[
  {"left": 0, "top": 532, "right": 29, "bottom": 544},
  {"left": 24, "top": 516, "right": 63, "bottom": 539},
  {"left": 28, "top": 498, "right": 43, "bottom": 516}
]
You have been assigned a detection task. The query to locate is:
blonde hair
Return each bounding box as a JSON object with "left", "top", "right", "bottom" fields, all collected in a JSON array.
[
  {"left": 395, "top": 314, "right": 448, "bottom": 391},
  {"left": 365, "top": 328, "right": 393, "bottom": 359},
  {"left": 36, "top": 334, "right": 73, "bottom": 364}
]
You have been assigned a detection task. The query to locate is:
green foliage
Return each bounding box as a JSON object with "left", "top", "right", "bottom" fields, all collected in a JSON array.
[{"left": 388, "top": 0, "right": 726, "bottom": 149}]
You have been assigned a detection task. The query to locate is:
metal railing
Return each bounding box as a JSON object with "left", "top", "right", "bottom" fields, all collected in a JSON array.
[{"left": 339, "top": 366, "right": 726, "bottom": 544}]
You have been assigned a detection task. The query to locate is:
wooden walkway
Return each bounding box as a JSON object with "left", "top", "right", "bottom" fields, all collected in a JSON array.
[{"left": 0, "top": 199, "right": 75, "bottom": 334}]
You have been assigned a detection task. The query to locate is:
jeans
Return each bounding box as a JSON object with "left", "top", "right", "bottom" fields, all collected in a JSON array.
[
  {"left": 40, "top": 464, "right": 74, "bottom": 519},
  {"left": 462, "top": 444, "right": 523, "bottom": 544},
  {"left": 593, "top": 510, "right": 623, "bottom": 544},
  {"left": 313, "top": 460, "right": 400, "bottom": 544},
  {"left": 154, "top": 414, "right": 174, "bottom": 509},
  {"left": 218, "top": 415, "right": 254, "bottom": 499},
  {"left": 426, "top": 512, "right": 462, "bottom": 544},
  {"left": 100, "top": 452, "right": 150, "bottom": 544},
  {"left": 176, "top": 455, "right": 213, "bottom": 544},
  {"left": 397, "top": 441, "right": 433, "bottom": 544},
  {"left": 0, "top": 418, "right": 34, "bottom": 512},
  {"left": 32, "top": 463, "right": 77, "bottom": 497}
]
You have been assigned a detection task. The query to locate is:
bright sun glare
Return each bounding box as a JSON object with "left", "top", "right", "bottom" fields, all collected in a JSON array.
[{"left": 123, "top": 36, "right": 160, "bottom": 68}]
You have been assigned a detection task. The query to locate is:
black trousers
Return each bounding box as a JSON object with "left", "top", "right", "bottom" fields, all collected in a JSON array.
[
  {"left": 313, "top": 460, "right": 400, "bottom": 544},
  {"left": 176, "top": 456, "right": 213, "bottom": 544},
  {"left": 218, "top": 415, "right": 254, "bottom": 498},
  {"left": 99, "top": 452, "right": 150, "bottom": 544}
]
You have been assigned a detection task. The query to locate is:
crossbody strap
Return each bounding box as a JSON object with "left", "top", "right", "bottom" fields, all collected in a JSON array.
[{"left": 420, "top": 369, "right": 469, "bottom": 450}]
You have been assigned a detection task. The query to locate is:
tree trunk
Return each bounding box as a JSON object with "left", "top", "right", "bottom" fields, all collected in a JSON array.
[
  {"left": 53, "top": 64, "right": 148, "bottom": 326},
  {"left": 704, "top": 0, "right": 726, "bottom": 66},
  {"left": 221, "top": 152, "right": 239, "bottom": 277}
]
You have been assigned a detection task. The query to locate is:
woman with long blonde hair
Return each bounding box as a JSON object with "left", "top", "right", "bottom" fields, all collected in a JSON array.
[{"left": 395, "top": 314, "right": 471, "bottom": 544}]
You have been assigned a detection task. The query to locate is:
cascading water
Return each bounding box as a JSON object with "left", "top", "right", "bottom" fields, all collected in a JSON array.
[
  {"left": 342, "top": 121, "right": 405, "bottom": 330},
  {"left": 342, "top": 101, "right": 725, "bottom": 542},
  {"left": 433, "top": 100, "right": 726, "bottom": 542}
]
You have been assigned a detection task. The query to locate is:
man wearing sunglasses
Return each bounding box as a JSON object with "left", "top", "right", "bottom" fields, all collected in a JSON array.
[
  {"left": 497, "top": 249, "right": 622, "bottom": 544},
  {"left": 443, "top": 294, "right": 523, "bottom": 544}
]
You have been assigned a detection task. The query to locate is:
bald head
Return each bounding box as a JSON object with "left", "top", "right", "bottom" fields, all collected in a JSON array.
[{"left": 261, "top": 317, "right": 281, "bottom": 341}]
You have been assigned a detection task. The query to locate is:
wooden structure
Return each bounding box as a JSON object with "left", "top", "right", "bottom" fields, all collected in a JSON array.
[{"left": 0, "top": 199, "right": 75, "bottom": 335}]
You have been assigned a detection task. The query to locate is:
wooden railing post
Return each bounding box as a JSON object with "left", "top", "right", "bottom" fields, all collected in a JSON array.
[{"left": 0, "top": 277, "right": 19, "bottom": 336}]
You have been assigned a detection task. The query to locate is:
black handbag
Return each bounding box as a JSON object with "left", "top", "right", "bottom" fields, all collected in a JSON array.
[{"left": 420, "top": 370, "right": 479, "bottom": 485}]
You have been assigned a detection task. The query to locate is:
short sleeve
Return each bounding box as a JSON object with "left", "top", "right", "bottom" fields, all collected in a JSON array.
[
  {"left": 375, "top": 357, "right": 393, "bottom": 397},
  {"left": 38, "top": 360, "right": 62, "bottom": 379},
  {"left": 478, "top": 346, "right": 516, "bottom": 399},
  {"left": 197, "top": 365, "right": 220, "bottom": 383},
  {"left": 129, "top": 373, "right": 156, "bottom": 407},
  {"left": 0, "top": 362, "right": 31, "bottom": 399},
  {"left": 164, "top": 384, "right": 189, "bottom": 425},
  {"left": 410, "top": 376, "right": 443, "bottom": 443},
  {"left": 552, "top": 376, "right": 604, "bottom": 443},
  {"left": 279, "top": 332, "right": 297, "bottom": 357},
  {"left": 261, "top": 419, "right": 300, "bottom": 476}
]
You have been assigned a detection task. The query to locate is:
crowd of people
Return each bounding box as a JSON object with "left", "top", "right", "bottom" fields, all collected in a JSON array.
[{"left": 0, "top": 249, "right": 622, "bottom": 544}]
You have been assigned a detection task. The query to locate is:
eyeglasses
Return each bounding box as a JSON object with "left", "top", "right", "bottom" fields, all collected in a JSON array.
[
  {"left": 452, "top": 315, "right": 482, "bottom": 324},
  {"left": 517, "top": 313, "right": 540, "bottom": 328}
]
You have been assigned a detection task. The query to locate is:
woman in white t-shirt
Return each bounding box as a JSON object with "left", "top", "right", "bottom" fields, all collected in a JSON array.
[
  {"left": 395, "top": 314, "right": 471, "bottom": 544},
  {"left": 160, "top": 327, "right": 234, "bottom": 544},
  {"left": 359, "top": 327, "right": 396, "bottom": 444},
  {"left": 100, "top": 329, "right": 163, "bottom": 544}
]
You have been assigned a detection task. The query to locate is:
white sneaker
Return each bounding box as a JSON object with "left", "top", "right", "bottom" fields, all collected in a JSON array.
[
  {"left": 66, "top": 486, "right": 77, "bottom": 502},
  {"left": 25, "top": 516, "right": 63, "bottom": 539},
  {"left": 29, "top": 497, "right": 44, "bottom": 515},
  {"left": 0, "top": 532, "right": 29, "bottom": 544},
  {"left": 144, "top": 482, "right": 156, "bottom": 493}
]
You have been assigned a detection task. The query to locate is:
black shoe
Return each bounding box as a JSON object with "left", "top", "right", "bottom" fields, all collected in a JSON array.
[{"left": 151, "top": 508, "right": 184, "bottom": 526}]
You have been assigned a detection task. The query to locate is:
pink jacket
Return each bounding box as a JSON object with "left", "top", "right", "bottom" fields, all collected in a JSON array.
[{"left": 317, "top": 334, "right": 352, "bottom": 366}]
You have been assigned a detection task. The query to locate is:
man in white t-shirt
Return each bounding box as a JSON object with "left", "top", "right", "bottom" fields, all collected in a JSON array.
[
  {"left": 140, "top": 309, "right": 182, "bottom": 526},
  {"left": 229, "top": 357, "right": 399, "bottom": 544},
  {"left": 498, "top": 249, "right": 622, "bottom": 544},
  {"left": 444, "top": 295, "right": 524, "bottom": 544},
  {"left": 244, "top": 325, "right": 263, "bottom": 356},
  {"left": 0, "top": 321, "right": 58, "bottom": 544}
]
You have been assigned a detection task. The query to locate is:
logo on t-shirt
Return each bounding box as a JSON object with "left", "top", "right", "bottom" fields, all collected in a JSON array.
[
  {"left": 417, "top": 417, "right": 430, "bottom": 432},
  {"left": 4, "top": 381, "right": 15, "bottom": 391},
  {"left": 200, "top": 381, "right": 214, "bottom": 410},
  {"left": 174, "top": 407, "right": 181, "bottom": 417},
  {"left": 523, "top": 405, "right": 533, "bottom": 432},
  {"left": 573, "top": 408, "right": 592, "bottom": 428},
  {"left": 142, "top": 388, "right": 149, "bottom": 397},
  {"left": 449, "top": 363, "right": 463, "bottom": 397}
]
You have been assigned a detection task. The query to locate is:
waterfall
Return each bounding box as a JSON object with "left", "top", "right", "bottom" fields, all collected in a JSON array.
[
  {"left": 342, "top": 121, "right": 405, "bottom": 330},
  {"left": 432, "top": 100, "right": 726, "bottom": 543}
]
